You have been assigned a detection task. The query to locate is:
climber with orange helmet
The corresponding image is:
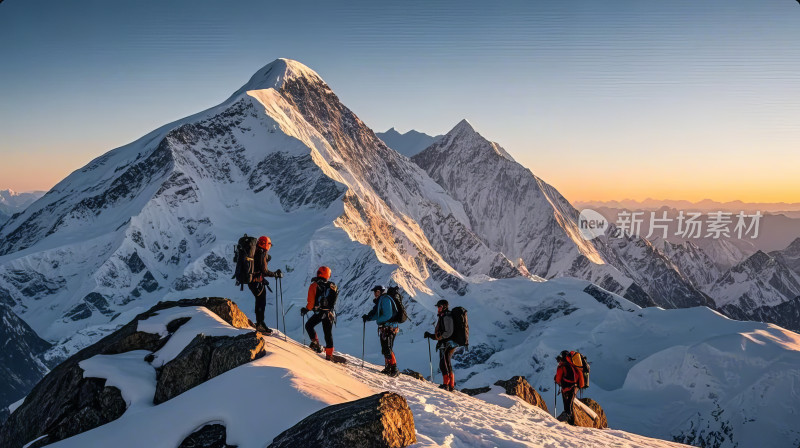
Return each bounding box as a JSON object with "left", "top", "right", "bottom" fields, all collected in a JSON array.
[
  {"left": 248, "top": 235, "right": 282, "bottom": 334},
  {"left": 301, "top": 266, "right": 339, "bottom": 360}
]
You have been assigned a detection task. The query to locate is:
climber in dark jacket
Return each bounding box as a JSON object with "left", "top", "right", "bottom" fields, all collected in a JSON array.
[
  {"left": 248, "top": 236, "right": 282, "bottom": 334},
  {"left": 424, "top": 299, "right": 458, "bottom": 391},
  {"left": 363, "top": 285, "right": 400, "bottom": 376}
]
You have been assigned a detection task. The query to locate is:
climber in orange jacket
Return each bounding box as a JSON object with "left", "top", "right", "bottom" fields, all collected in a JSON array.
[{"left": 301, "top": 266, "right": 338, "bottom": 360}]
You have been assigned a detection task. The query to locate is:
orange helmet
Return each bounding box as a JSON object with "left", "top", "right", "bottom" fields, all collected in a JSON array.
[
  {"left": 316, "top": 266, "right": 331, "bottom": 280},
  {"left": 257, "top": 236, "right": 272, "bottom": 249}
]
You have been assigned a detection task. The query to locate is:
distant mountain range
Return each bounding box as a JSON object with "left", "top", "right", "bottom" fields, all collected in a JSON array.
[
  {"left": 576, "top": 198, "right": 800, "bottom": 217},
  {"left": 0, "top": 190, "right": 45, "bottom": 227},
  {"left": 376, "top": 127, "right": 442, "bottom": 157}
]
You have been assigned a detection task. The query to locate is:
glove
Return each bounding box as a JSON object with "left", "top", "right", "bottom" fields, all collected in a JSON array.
[
  {"left": 362, "top": 314, "right": 369, "bottom": 322},
  {"left": 300, "top": 307, "right": 308, "bottom": 316},
  {"left": 275, "top": 269, "right": 283, "bottom": 278},
  {"left": 424, "top": 331, "right": 433, "bottom": 339}
]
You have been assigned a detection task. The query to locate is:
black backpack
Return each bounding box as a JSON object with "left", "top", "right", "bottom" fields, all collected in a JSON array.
[
  {"left": 315, "top": 280, "right": 339, "bottom": 310},
  {"left": 232, "top": 234, "right": 258, "bottom": 290},
  {"left": 386, "top": 287, "right": 408, "bottom": 324},
  {"left": 450, "top": 306, "right": 469, "bottom": 347}
]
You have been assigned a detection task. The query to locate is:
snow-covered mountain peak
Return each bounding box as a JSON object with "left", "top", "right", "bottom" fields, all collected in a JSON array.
[
  {"left": 233, "top": 58, "right": 325, "bottom": 95},
  {"left": 743, "top": 250, "right": 772, "bottom": 269},
  {"left": 451, "top": 118, "right": 476, "bottom": 134},
  {"left": 785, "top": 237, "right": 800, "bottom": 255},
  {"left": 428, "top": 119, "right": 515, "bottom": 163}
]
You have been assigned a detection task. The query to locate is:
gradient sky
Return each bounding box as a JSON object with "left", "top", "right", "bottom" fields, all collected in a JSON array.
[{"left": 1, "top": 0, "right": 798, "bottom": 203}]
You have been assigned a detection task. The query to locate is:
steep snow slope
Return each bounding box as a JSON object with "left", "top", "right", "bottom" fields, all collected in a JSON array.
[{"left": 42, "top": 305, "right": 688, "bottom": 448}]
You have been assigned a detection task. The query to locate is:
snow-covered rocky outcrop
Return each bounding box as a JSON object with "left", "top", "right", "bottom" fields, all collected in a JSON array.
[{"left": 1, "top": 298, "right": 692, "bottom": 448}]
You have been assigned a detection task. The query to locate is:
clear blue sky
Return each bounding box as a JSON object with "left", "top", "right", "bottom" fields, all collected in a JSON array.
[{"left": 1, "top": 0, "right": 798, "bottom": 202}]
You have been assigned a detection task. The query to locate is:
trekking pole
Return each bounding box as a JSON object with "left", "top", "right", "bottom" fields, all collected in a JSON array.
[
  {"left": 361, "top": 321, "right": 366, "bottom": 369},
  {"left": 274, "top": 280, "right": 280, "bottom": 336},
  {"left": 279, "top": 277, "right": 287, "bottom": 342},
  {"left": 428, "top": 338, "right": 434, "bottom": 383},
  {"left": 554, "top": 388, "right": 557, "bottom": 417}
]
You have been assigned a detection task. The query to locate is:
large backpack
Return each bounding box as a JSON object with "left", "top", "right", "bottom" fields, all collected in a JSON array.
[
  {"left": 386, "top": 287, "right": 408, "bottom": 324},
  {"left": 567, "top": 351, "right": 587, "bottom": 389},
  {"left": 232, "top": 234, "right": 258, "bottom": 290},
  {"left": 450, "top": 306, "right": 469, "bottom": 347},
  {"left": 315, "top": 280, "right": 339, "bottom": 311},
  {"left": 573, "top": 351, "right": 590, "bottom": 388}
]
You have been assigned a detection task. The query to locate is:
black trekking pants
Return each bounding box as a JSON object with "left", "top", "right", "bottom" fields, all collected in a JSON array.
[
  {"left": 438, "top": 345, "right": 456, "bottom": 376},
  {"left": 306, "top": 311, "right": 334, "bottom": 348},
  {"left": 248, "top": 282, "right": 267, "bottom": 324},
  {"left": 562, "top": 386, "right": 576, "bottom": 423},
  {"left": 379, "top": 326, "right": 398, "bottom": 358}
]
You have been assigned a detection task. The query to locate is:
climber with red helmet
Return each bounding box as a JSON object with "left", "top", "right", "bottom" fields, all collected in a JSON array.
[
  {"left": 301, "top": 266, "right": 339, "bottom": 360},
  {"left": 248, "top": 235, "right": 282, "bottom": 334}
]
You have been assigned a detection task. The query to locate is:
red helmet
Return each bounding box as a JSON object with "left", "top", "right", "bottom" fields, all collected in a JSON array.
[
  {"left": 316, "top": 266, "right": 331, "bottom": 280},
  {"left": 257, "top": 236, "right": 272, "bottom": 249}
]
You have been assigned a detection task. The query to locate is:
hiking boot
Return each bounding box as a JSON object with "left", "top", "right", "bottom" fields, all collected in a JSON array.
[
  {"left": 309, "top": 340, "right": 322, "bottom": 353},
  {"left": 380, "top": 365, "right": 391, "bottom": 374},
  {"left": 325, "top": 347, "right": 334, "bottom": 361},
  {"left": 256, "top": 322, "right": 272, "bottom": 334},
  {"left": 439, "top": 384, "right": 450, "bottom": 390},
  {"left": 387, "top": 365, "right": 399, "bottom": 377},
  {"left": 448, "top": 384, "right": 455, "bottom": 392}
]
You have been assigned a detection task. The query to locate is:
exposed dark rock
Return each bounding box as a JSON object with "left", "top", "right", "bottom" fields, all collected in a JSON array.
[
  {"left": 268, "top": 392, "right": 416, "bottom": 448},
  {"left": 0, "top": 298, "right": 252, "bottom": 448},
  {"left": 125, "top": 251, "right": 146, "bottom": 274},
  {"left": 493, "top": 376, "right": 548, "bottom": 413},
  {"left": 400, "top": 369, "right": 425, "bottom": 381},
  {"left": 138, "top": 271, "right": 160, "bottom": 293},
  {"left": 83, "top": 292, "right": 114, "bottom": 315},
  {"left": 65, "top": 302, "right": 92, "bottom": 321},
  {"left": 460, "top": 386, "right": 492, "bottom": 396},
  {"left": 178, "top": 423, "right": 236, "bottom": 448},
  {"left": 166, "top": 316, "right": 192, "bottom": 334},
  {"left": 154, "top": 332, "right": 265, "bottom": 404},
  {"left": 579, "top": 398, "right": 608, "bottom": 429}
]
